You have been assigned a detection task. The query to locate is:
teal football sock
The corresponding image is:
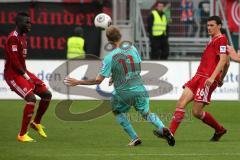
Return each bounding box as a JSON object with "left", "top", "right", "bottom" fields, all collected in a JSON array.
[
  {"left": 116, "top": 113, "right": 138, "bottom": 140},
  {"left": 144, "top": 113, "right": 165, "bottom": 134}
]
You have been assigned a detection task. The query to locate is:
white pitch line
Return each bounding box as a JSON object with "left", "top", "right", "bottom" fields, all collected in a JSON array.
[
  {"left": 103, "top": 153, "right": 240, "bottom": 157},
  {"left": 32, "top": 153, "right": 240, "bottom": 157}
]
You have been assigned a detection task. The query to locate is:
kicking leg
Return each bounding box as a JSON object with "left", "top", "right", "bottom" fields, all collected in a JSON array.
[
  {"left": 141, "top": 111, "right": 175, "bottom": 146},
  {"left": 169, "top": 87, "right": 193, "bottom": 135},
  {"left": 141, "top": 112, "right": 165, "bottom": 133}
]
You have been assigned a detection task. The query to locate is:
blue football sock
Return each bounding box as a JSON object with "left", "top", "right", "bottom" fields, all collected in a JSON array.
[
  {"left": 116, "top": 113, "right": 138, "bottom": 140},
  {"left": 143, "top": 113, "right": 165, "bottom": 134}
]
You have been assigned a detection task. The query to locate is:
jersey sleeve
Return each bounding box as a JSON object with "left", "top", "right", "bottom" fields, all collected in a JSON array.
[
  {"left": 214, "top": 36, "right": 228, "bottom": 55},
  {"left": 7, "top": 36, "right": 25, "bottom": 74},
  {"left": 132, "top": 46, "right": 142, "bottom": 63},
  {"left": 99, "top": 56, "right": 111, "bottom": 78}
]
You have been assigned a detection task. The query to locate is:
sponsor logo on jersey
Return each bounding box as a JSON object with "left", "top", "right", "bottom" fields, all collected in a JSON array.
[
  {"left": 12, "top": 45, "right": 18, "bottom": 52},
  {"left": 220, "top": 46, "right": 226, "bottom": 53}
]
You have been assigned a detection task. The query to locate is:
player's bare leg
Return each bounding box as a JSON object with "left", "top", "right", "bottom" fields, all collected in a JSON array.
[
  {"left": 18, "top": 94, "right": 36, "bottom": 142},
  {"left": 169, "top": 87, "right": 194, "bottom": 135},
  {"left": 31, "top": 89, "right": 52, "bottom": 138},
  {"left": 192, "top": 102, "right": 227, "bottom": 141}
]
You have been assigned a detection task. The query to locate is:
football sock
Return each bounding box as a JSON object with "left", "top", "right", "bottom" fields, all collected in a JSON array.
[
  {"left": 34, "top": 99, "right": 51, "bottom": 124},
  {"left": 201, "top": 111, "right": 223, "bottom": 132},
  {"left": 143, "top": 113, "right": 165, "bottom": 134},
  {"left": 116, "top": 113, "right": 138, "bottom": 140},
  {"left": 20, "top": 102, "right": 35, "bottom": 136},
  {"left": 169, "top": 108, "right": 185, "bottom": 135}
]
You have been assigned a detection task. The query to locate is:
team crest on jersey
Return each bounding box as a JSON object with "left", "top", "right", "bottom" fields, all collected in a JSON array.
[
  {"left": 12, "top": 45, "right": 17, "bottom": 52},
  {"left": 220, "top": 46, "right": 226, "bottom": 53}
]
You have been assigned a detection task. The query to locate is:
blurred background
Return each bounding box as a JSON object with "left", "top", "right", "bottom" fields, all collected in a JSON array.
[
  {"left": 0, "top": 0, "right": 239, "bottom": 100},
  {"left": 0, "top": 0, "right": 239, "bottom": 60}
]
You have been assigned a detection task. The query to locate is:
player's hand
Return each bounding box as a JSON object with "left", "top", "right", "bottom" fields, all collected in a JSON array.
[
  {"left": 27, "top": 79, "right": 36, "bottom": 89},
  {"left": 205, "top": 78, "right": 214, "bottom": 88},
  {"left": 64, "top": 77, "right": 80, "bottom": 86},
  {"left": 34, "top": 81, "right": 43, "bottom": 86},
  {"left": 28, "top": 79, "right": 42, "bottom": 86}
]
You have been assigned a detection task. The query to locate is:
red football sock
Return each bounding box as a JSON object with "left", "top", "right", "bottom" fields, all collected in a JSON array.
[
  {"left": 201, "top": 112, "right": 222, "bottom": 132},
  {"left": 34, "top": 99, "right": 50, "bottom": 124},
  {"left": 20, "top": 102, "right": 35, "bottom": 136},
  {"left": 169, "top": 108, "right": 185, "bottom": 135}
]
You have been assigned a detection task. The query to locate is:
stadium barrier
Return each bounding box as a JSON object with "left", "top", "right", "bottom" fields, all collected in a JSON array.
[{"left": 0, "top": 60, "right": 239, "bottom": 100}]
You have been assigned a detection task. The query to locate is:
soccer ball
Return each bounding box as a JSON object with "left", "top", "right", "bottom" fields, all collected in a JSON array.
[{"left": 94, "top": 13, "right": 112, "bottom": 29}]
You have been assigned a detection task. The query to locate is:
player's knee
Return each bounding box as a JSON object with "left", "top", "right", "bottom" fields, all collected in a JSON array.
[
  {"left": 41, "top": 90, "right": 52, "bottom": 100},
  {"left": 25, "top": 94, "right": 37, "bottom": 103},
  {"left": 140, "top": 111, "right": 150, "bottom": 120},
  {"left": 192, "top": 109, "right": 202, "bottom": 119},
  {"left": 45, "top": 90, "right": 52, "bottom": 99},
  {"left": 176, "top": 100, "right": 185, "bottom": 109}
]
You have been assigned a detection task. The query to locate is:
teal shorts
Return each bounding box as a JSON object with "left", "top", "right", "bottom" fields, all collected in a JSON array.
[{"left": 110, "top": 87, "right": 149, "bottom": 114}]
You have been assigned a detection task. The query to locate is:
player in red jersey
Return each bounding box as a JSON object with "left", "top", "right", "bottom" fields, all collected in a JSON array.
[
  {"left": 4, "top": 12, "right": 52, "bottom": 142},
  {"left": 169, "top": 16, "right": 229, "bottom": 142}
]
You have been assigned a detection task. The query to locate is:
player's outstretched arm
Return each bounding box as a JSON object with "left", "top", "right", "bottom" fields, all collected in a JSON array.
[
  {"left": 64, "top": 75, "right": 105, "bottom": 86},
  {"left": 227, "top": 45, "right": 240, "bottom": 62}
]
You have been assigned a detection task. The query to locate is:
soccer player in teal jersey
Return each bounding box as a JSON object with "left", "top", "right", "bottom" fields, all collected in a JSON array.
[{"left": 64, "top": 26, "right": 175, "bottom": 146}]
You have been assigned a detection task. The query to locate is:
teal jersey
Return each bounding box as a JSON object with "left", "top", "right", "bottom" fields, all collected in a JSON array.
[{"left": 99, "top": 45, "right": 144, "bottom": 91}]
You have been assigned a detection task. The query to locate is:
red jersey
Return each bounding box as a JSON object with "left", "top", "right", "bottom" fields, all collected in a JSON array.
[
  {"left": 196, "top": 34, "right": 228, "bottom": 81},
  {"left": 4, "top": 30, "right": 28, "bottom": 78}
]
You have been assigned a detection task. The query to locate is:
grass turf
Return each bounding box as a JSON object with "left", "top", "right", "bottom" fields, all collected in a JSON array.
[{"left": 0, "top": 100, "right": 239, "bottom": 160}]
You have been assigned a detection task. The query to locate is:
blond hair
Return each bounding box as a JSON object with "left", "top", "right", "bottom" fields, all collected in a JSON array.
[{"left": 106, "top": 26, "right": 122, "bottom": 42}]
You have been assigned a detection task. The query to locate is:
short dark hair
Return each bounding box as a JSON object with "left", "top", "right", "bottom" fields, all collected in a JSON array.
[
  {"left": 220, "top": 28, "right": 227, "bottom": 35},
  {"left": 207, "top": 16, "right": 222, "bottom": 25},
  {"left": 15, "top": 12, "right": 30, "bottom": 25},
  {"left": 106, "top": 26, "right": 121, "bottom": 42}
]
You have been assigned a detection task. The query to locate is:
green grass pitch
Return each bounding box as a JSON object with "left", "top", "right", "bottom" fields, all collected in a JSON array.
[{"left": 0, "top": 100, "right": 240, "bottom": 160}]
